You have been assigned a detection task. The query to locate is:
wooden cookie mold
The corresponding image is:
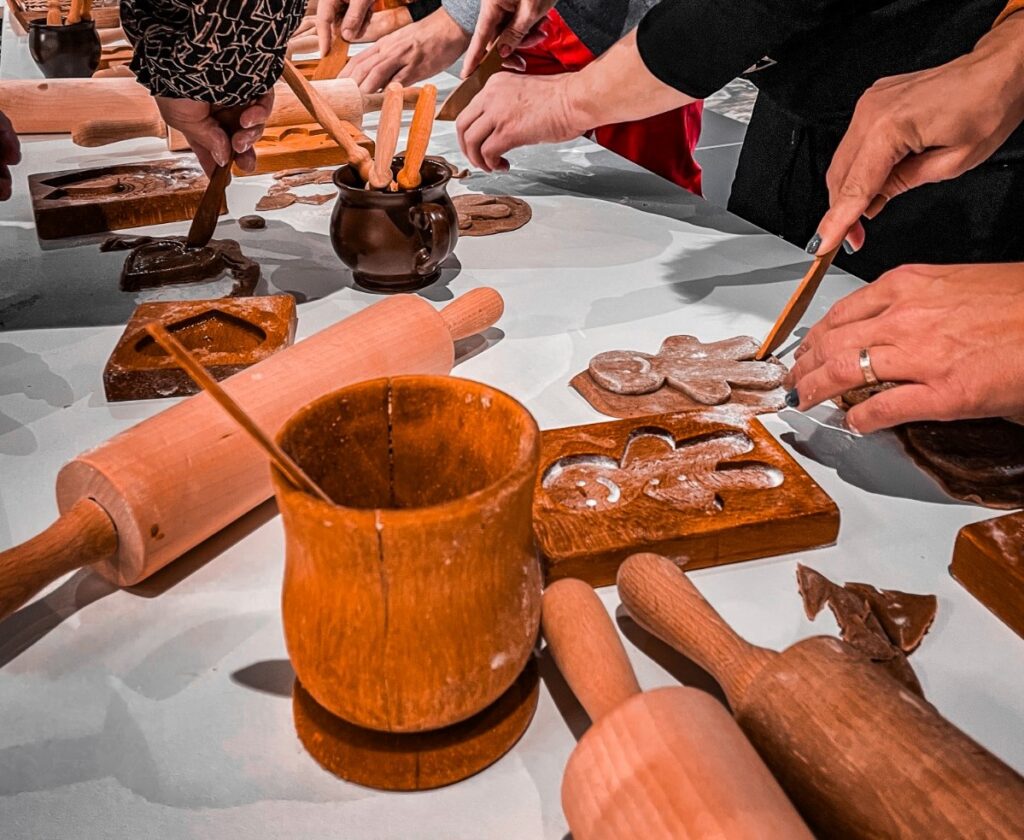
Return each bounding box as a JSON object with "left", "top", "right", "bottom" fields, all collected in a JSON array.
[
  {"left": 533, "top": 409, "right": 839, "bottom": 585},
  {"left": 951, "top": 511, "right": 1024, "bottom": 639}
]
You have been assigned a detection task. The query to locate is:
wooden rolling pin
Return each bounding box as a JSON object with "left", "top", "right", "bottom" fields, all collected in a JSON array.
[
  {"left": 543, "top": 578, "right": 811, "bottom": 840},
  {"left": 0, "top": 77, "right": 393, "bottom": 139},
  {"left": 0, "top": 290, "right": 503, "bottom": 622},
  {"left": 617, "top": 552, "right": 1024, "bottom": 839}
]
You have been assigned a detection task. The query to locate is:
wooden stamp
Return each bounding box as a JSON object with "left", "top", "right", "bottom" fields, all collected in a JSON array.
[
  {"left": 951, "top": 511, "right": 1024, "bottom": 639},
  {"left": 235, "top": 121, "right": 374, "bottom": 177},
  {"left": 533, "top": 409, "right": 839, "bottom": 585},
  {"left": 572, "top": 335, "right": 787, "bottom": 419},
  {"left": 103, "top": 296, "right": 297, "bottom": 401}
]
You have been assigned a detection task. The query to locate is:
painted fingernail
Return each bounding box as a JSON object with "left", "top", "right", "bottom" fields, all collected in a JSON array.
[
  {"left": 214, "top": 150, "right": 228, "bottom": 167},
  {"left": 805, "top": 233, "right": 822, "bottom": 255},
  {"left": 842, "top": 238, "right": 856, "bottom": 255},
  {"left": 499, "top": 45, "right": 512, "bottom": 58},
  {"left": 784, "top": 388, "right": 800, "bottom": 408}
]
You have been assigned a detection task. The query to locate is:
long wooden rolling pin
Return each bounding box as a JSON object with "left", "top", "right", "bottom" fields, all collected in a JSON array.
[
  {"left": 0, "top": 290, "right": 503, "bottom": 622},
  {"left": 617, "top": 552, "right": 1024, "bottom": 839},
  {"left": 543, "top": 578, "right": 811, "bottom": 840},
  {"left": 0, "top": 77, "right": 388, "bottom": 139}
]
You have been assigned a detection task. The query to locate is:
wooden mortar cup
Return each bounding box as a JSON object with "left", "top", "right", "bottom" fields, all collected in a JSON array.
[{"left": 273, "top": 375, "right": 541, "bottom": 733}]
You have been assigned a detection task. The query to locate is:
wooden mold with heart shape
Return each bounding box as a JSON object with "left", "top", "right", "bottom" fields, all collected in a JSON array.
[{"left": 534, "top": 409, "right": 839, "bottom": 585}]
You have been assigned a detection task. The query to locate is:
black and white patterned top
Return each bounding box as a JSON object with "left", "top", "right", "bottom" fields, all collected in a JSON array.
[{"left": 122, "top": 0, "right": 307, "bottom": 106}]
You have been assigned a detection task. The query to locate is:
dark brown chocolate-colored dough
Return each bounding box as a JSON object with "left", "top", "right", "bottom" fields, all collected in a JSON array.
[
  {"left": 454, "top": 194, "right": 531, "bottom": 236},
  {"left": 293, "top": 192, "right": 335, "bottom": 206},
  {"left": 239, "top": 214, "right": 266, "bottom": 231},
  {"left": 845, "top": 582, "right": 938, "bottom": 654},
  {"left": 100, "top": 235, "right": 260, "bottom": 296},
  {"left": 901, "top": 419, "right": 1024, "bottom": 485},
  {"left": 256, "top": 193, "right": 297, "bottom": 211}
]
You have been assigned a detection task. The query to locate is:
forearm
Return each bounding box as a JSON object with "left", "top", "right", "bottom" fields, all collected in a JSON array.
[
  {"left": 975, "top": 11, "right": 1024, "bottom": 124},
  {"left": 122, "top": 0, "right": 307, "bottom": 105},
  {"left": 563, "top": 30, "right": 696, "bottom": 133}
]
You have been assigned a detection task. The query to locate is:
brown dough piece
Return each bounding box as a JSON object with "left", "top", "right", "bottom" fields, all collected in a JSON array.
[
  {"left": 257, "top": 193, "right": 297, "bottom": 211},
  {"left": 100, "top": 236, "right": 260, "bottom": 296},
  {"left": 453, "top": 194, "right": 531, "bottom": 236},
  {"left": 238, "top": 215, "right": 266, "bottom": 231},
  {"left": 293, "top": 192, "right": 335, "bottom": 205},
  {"left": 845, "top": 582, "right": 938, "bottom": 654}
]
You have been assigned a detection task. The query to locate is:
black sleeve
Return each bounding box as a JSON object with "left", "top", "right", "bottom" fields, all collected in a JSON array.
[
  {"left": 408, "top": 0, "right": 444, "bottom": 22},
  {"left": 636, "top": 0, "right": 836, "bottom": 99},
  {"left": 122, "top": 0, "right": 307, "bottom": 106}
]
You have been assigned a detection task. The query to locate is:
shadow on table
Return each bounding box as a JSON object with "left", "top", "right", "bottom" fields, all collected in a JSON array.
[{"left": 232, "top": 658, "right": 296, "bottom": 698}]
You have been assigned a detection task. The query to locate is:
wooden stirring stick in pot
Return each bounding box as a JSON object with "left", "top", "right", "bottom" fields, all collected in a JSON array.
[
  {"left": 46, "top": 0, "right": 63, "bottom": 26},
  {"left": 65, "top": 0, "right": 84, "bottom": 25},
  {"left": 144, "top": 323, "right": 334, "bottom": 505},
  {"left": 81, "top": 0, "right": 93, "bottom": 22},
  {"left": 280, "top": 59, "right": 383, "bottom": 188},
  {"left": 396, "top": 84, "right": 437, "bottom": 191},
  {"left": 372, "top": 82, "right": 405, "bottom": 191}
]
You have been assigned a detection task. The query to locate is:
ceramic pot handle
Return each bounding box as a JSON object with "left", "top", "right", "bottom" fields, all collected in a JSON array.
[{"left": 410, "top": 202, "right": 451, "bottom": 277}]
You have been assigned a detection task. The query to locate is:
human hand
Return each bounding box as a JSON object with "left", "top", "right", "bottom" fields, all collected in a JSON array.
[
  {"left": 342, "top": 8, "right": 469, "bottom": 91},
  {"left": 813, "top": 13, "right": 1024, "bottom": 255},
  {"left": 155, "top": 93, "right": 273, "bottom": 176},
  {"left": 0, "top": 109, "right": 21, "bottom": 201},
  {"left": 457, "top": 73, "right": 584, "bottom": 171},
  {"left": 463, "top": 0, "right": 555, "bottom": 77},
  {"left": 318, "top": 0, "right": 374, "bottom": 55},
  {"left": 783, "top": 263, "right": 1024, "bottom": 433}
]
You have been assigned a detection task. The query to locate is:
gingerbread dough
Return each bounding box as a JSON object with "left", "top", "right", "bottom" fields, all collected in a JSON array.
[
  {"left": 453, "top": 195, "right": 531, "bottom": 236},
  {"left": 100, "top": 236, "right": 260, "bottom": 296}
]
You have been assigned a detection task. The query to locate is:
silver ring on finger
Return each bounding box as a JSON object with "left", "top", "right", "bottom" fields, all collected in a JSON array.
[{"left": 859, "top": 347, "right": 880, "bottom": 386}]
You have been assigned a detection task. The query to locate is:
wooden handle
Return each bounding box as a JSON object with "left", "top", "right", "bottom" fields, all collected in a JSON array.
[
  {"left": 543, "top": 578, "right": 641, "bottom": 723},
  {"left": 81, "top": 0, "right": 93, "bottom": 21},
  {"left": 755, "top": 247, "right": 839, "bottom": 360},
  {"left": 0, "top": 499, "right": 117, "bottom": 622},
  {"left": 313, "top": 35, "right": 350, "bottom": 81},
  {"left": 372, "top": 82, "right": 405, "bottom": 190},
  {"left": 617, "top": 553, "right": 776, "bottom": 706},
  {"left": 281, "top": 59, "right": 374, "bottom": 182},
  {"left": 185, "top": 105, "right": 245, "bottom": 249},
  {"left": 46, "top": 0, "right": 62, "bottom": 26},
  {"left": 438, "top": 287, "right": 503, "bottom": 341},
  {"left": 362, "top": 86, "right": 421, "bottom": 114},
  {"left": 397, "top": 84, "right": 437, "bottom": 190},
  {"left": 66, "top": 0, "right": 83, "bottom": 24},
  {"left": 72, "top": 116, "right": 166, "bottom": 147}
]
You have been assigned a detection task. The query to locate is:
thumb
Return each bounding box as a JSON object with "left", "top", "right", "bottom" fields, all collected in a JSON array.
[
  {"left": 464, "top": 2, "right": 506, "bottom": 77},
  {"left": 494, "top": 7, "right": 537, "bottom": 56},
  {"left": 877, "top": 147, "right": 974, "bottom": 202}
]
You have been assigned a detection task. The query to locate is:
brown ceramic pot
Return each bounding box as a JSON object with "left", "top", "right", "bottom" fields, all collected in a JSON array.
[
  {"left": 273, "top": 375, "right": 541, "bottom": 733},
  {"left": 28, "top": 20, "right": 101, "bottom": 79},
  {"left": 330, "top": 157, "right": 458, "bottom": 293}
]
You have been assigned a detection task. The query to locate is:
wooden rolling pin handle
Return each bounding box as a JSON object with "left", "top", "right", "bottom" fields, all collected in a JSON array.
[
  {"left": 617, "top": 553, "right": 776, "bottom": 706},
  {"left": 72, "top": 117, "right": 167, "bottom": 147},
  {"left": 0, "top": 499, "right": 117, "bottom": 623},
  {"left": 361, "top": 86, "right": 423, "bottom": 114},
  {"left": 438, "top": 287, "right": 504, "bottom": 342},
  {"left": 543, "top": 578, "right": 641, "bottom": 723},
  {"left": 66, "top": 0, "right": 84, "bottom": 25},
  {"left": 46, "top": 0, "right": 62, "bottom": 26}
]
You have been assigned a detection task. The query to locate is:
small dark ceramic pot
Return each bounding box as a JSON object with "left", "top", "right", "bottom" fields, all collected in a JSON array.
[
  {"left": 28, "top": 20, "right": 102, "bottom": 79},
  {"left": 330, "top": 156, "right": 458, "bottom": 293}
]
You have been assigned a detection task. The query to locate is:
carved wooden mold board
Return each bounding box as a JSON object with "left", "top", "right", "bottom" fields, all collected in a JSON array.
[
  {"left": 103, "top": 295, "right": 297, "bottom": 401},
  {"left": 534, "top": 409, "right": 840, "bottom": 585},
  {"left": 29, "top": 160, "right": 222, "bottom": 240},
  {"left": 572, "top": 335, "right": 788, "bottom": 419},
  {"left": 951, "top": 511, "right": 1024, "bottom": 639},
  {"left": 236, "top": 121, "right": 374, "bottom": 177}
]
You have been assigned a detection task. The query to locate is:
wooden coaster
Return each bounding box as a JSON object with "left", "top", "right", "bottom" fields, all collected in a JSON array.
[
  {"left": 533, "top": 409, "right": 839, "bottom": 586},
  {"left": 293, "top": 659, "right": 539, "bottom": 791},
  {"left": 951, "top": 511, "right": 1024, "bottom": 639},
  {"left": 103, "top": 296, "right": 297, "bottom": 401},
  {"left": 453, "top": 195, "right": 531, "bottom": 236},
  {"left": 29, "top": 161, "right": 220, "bottom": 240},
  {"left": 572, "top": 336, "right": 787, "bottom": 420}
]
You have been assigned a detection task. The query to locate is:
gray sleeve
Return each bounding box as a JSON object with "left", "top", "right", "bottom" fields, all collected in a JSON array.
[{"left": 441, "top": 0, "right": 480, "bottom": 34}]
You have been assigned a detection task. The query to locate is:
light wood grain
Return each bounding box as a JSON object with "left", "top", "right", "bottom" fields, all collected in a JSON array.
[
  {"left": 755, "top": 247, "right": 839, "bottom": 360},
  {"left": 312, "top": 35, "right": 349, "bottom": 80},
  {"left": 46, "top": 0, "right": 62, "bottom": 25},
  {"left": 617, "top": 552, "right": 1024, "bottom": 839},
  {"left": 372, "top": 82, "right": 405, "bottom": 189},
  {"left": 397, "top": 84, "right": 437, "bottom": 190}
]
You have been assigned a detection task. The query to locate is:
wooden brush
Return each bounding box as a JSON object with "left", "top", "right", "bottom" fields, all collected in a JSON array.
[
  {"left": 144, "top": 322, "right": 333, "bottom": 504},
  {"left": 754, "top": 246, "right": 839, "bottom": 360},
  {"left": 396, "top": 84, "right": 437, "bottom": 190}
]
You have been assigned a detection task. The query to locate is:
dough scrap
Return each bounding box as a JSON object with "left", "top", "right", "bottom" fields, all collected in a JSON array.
[{"left": 453, "top": 194, "right": 531, "bottom": 236}]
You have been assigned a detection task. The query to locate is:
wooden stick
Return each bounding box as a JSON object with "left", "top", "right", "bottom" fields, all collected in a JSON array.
[
  {"left": 143, "top": 323, "right": 334, "bottom": 505},
  {"left": 65, "top": 0, "right": 84, "bottom": 25},
  {"left": 280, "top": 58, "right": 378, "bottom": 185},
  {"left": 313, "top": 34, "right": 350, "bottom": 81},
  {"left": 46, "top": 0, "right": 63, "bottom": 26},
  {"left": 81, "top": 0, "right": 93, "bottom": 21},
  {"left": 396, "top": 84, "right": 437, "bottom": 191},
  {"left": 185, "top": 106, "right": 245, "bottom": 249},
  {"left": 373, "top": 82, "right": 405, "bottom": 191},
  {"left": 754, "top": 246, "right": 839, "bottom": 360}
]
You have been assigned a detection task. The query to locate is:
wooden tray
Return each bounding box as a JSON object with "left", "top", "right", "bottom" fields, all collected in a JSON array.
[
  {"left": 533, "top": 409, "right": 840, "bottom": 585},
  {"left": 237, "top": 121, "right": 373, "bottom": 177},
  {"left": 29, "top": 160, "right": 221, "bottom": 240},
  {"left": 951, "top": 511, "right": 1024, "bottom": 639}
]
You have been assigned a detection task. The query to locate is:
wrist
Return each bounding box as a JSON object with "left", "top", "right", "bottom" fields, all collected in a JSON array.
[
  {"left": 561, "top": 70, "right": 599, "bottom": 135},
  {"left": 975, "top": 14, "right": 1024, "bottom": 115}
]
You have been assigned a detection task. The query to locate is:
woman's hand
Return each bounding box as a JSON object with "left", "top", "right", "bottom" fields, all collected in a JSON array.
[
  {"left": 317, "top": 0, "right": 375, "bottom": 55},
  {"left": 784, "top": 263, "right": 1024, "bottom": 433},
  {"left": 341, "top": 8, "right": 469, "bottom": 92},
  {"left": 813, "top": 12, "right": 1024, "bottom": 255},
  {"left": 156, "top": 93, "right": 273, "bottom": 176},
  {"left": 0, "top": 109, "right": 21, "bottom": 201},
  {"left": 463, "top": 0, "right": 555, "bottom": 76}
]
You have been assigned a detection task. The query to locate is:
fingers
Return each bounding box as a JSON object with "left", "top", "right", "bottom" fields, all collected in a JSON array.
[
  {"left": 494, "top": 4, "right": 539, "bottom": 58},
  {"left": 240, "top": 91, "right": 273, "bottom": 129},
  {"left": 192, "top": 145, "right": 219, "bottom": 178},
  {"left": 234, "top": 146, "right": 257, "bottom": 173},
  {"left": 457, "top": 102, "right": 491, "bottom": 170},
  {"left": 464, "top": 0, "right": 508, "bottom": 77},
  {"left": 790, "top": 344, "right": 910, "bottom": 413},
  {"left": 342, "top": 0, "right": 374, "bottom": 41},
  {"left": 0, "top": 164, "right": 12, "bottom": 201},
  {"left": 787, "top": 317, "right": 893, "bottom": 393},
  {"left": 316, "top": 4, "right": 336, "bottom": 57},
  {"left": 847, "top": 383, "right": 948, "bottom": 434}
]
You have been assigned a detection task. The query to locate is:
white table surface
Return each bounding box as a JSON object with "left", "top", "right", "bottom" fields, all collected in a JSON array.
[{"left": 1, "top": 12, "right": 1022, "bottom": 840}]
